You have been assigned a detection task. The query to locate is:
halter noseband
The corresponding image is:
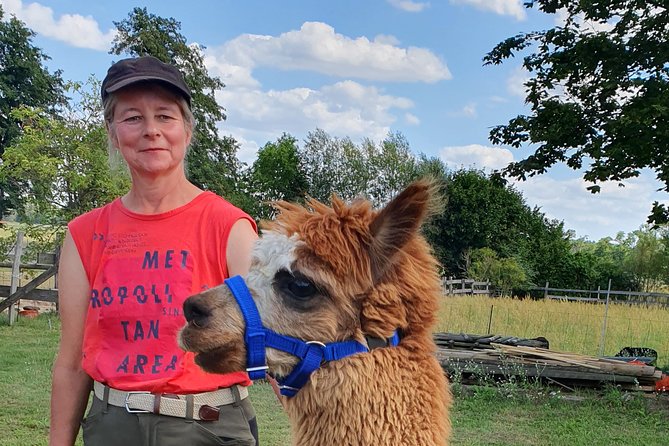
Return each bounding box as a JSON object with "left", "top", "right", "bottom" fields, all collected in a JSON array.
[{"left": 224, "top": 275, "right": 399, "bottom": 397}]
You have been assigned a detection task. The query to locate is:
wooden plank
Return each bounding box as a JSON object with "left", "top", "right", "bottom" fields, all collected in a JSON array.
[
  {"left": 492, "top": 344, "right": 601, "bottom": 370},
  {"left": 437, "top": 359, "right": 643, "bottom": 384},
  {"left": 0, "top": 286, "right": 58, "bottom": 302},
  {"left": 435, "top": 347, "right": 659, "bottom": 378},
  {"left": 0, "top": 264, "right": 58, "bottom": 313},
  {"left": 0, "top": 263, "right": 59, "bottom": 270},
  {"left": 436, "top": 357, "right": 659, "bottom": 387}
]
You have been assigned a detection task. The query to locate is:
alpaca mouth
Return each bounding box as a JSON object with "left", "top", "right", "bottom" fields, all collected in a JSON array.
[{"left": 192, "top": 344, "right": 242, "bottom": 374}]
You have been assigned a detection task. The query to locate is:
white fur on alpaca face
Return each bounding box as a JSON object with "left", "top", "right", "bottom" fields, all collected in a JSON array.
[
  {"left": 246, "top": 231, "right": 351, "bottom": 377},
  {"left": 246, "top": 232, "right": 305, "bottom": 375}
]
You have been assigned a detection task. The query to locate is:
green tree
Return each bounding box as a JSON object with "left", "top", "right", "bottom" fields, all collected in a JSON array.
[
  {"left": 427, "top": 169, "right": 531, "bottom": 275},
  {"left": 485, "top": 1, "right": 669, "bottom": 224},
  {"left": 301, "top": 129, "right": 419, "bottom": 206},
  {"left": 363, "top": 132, "right": 419, "bottom": 207},
  {"left": 0, "top": 6, "right": 66, "bottom": 216},
  {"left": 424, "top": 168, "right": 578, "bottom": 290},
  {"left": 625, "top": 226, "right": 669, "bottom": 292},
  {"left": 571, "top": 233, "right": 637, "bottom": 290},
  {"left": 301, "top": 129, "right": 368, "bottom": 203},
  {"left": 467, "top": 247, "right": 529, "bottom": 296},
  {"left": 249, "top": 134, "right": 308, "bottom": 220},
  {"left": 110, "top": 7, "right": 248, "bottom": 207},
  {"left": 0, "top": 80, "right": 129, "bottom": 225}
]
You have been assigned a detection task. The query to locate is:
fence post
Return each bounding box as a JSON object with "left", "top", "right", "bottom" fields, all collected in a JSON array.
[
  {"left": 598, "top": 278, "right": 612, "bottom": 357},
  {"left": 448, "top": 277, "right": 453, "bottom": 295},
  {"left": 8, "top": 231, "right": 24, "bottom": 326},
  {"left": 461, "top": 279, "right": 465, "bottom": 294},
  {"left": 544, "top": 282, "right": 549, "bottom": 299},
  {"left": 487, "top": 305, "right": 494, "bottom": 334},
  {"left": 597, "top": 285, "right": 601, "bottom": 302}
]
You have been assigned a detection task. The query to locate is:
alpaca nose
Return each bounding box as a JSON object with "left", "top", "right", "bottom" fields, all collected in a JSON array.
[{"left": 183, "top": 298, "right": 211, "bottom": 328}]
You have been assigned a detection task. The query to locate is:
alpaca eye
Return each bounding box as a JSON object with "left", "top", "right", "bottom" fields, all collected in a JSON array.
[
  {"left": 274, "top": 270, "right": 321, "bottom": 308},
  {"left": 287, "top": 278, "right": 317, "bottom": 299}
]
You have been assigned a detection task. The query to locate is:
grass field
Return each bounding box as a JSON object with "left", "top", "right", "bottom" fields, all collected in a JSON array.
[{"left": 2, "top": 304, "right": 669, "bottom": 445}]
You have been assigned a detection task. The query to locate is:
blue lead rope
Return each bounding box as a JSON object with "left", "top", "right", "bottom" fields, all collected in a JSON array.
[{"left": 224, "top": 275, "right": 398, "bottom": 397}]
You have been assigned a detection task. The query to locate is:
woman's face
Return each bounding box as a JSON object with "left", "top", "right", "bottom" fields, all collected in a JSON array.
[{"left": 109, "top": 84, "right": 192, "bottom": 177}]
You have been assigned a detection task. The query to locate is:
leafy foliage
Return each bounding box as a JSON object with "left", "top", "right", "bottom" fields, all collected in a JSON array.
[
  {"left": 485, "top": 1, "right": 669, "bottom": 224},
  {"left": 466, "top": 247, "right": 529, "bottom": 295},
  {"left": 0, "top": 81, "right": 129, "bottom": 225},
  {"left": 300, "top": 129, "right": 418, "bottom": 207},
  {"left": 248, "top": 134, "right": 308, "bottom": 221},
  {"left": 0, "top": 6, "right": 66, "bottom": 217},
  {"left": 300, "top": 129, "right": 370, "bottom": 203},
  {"left": 427, "top": 169, "right": 529, "bottom": 275},
  {"left": 624, "top": 226, "right": 669, "bottom": 292}
]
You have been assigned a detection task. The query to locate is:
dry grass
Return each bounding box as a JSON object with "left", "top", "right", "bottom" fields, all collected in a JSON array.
[{"left": 437, "top": 295, "right": 669, "bottom": 368}]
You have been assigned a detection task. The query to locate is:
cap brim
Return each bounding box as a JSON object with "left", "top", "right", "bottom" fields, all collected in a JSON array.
[{"left": 105, "top": 75, "right": 191, "bottom": 101}]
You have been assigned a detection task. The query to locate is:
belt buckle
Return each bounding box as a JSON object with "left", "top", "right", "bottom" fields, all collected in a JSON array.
[{"left": 125, "top": 391, "right": 151, "bottom": 413}]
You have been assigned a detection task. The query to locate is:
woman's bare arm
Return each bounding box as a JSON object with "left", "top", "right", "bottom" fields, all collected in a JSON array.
[{"left": 49, "top": 232, "right": 93, "bottom": 446}]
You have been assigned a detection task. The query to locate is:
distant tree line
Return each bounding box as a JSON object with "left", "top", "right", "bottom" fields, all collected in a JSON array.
[{"left": 1, "top": 5, "right": 667, "bottom": 294}]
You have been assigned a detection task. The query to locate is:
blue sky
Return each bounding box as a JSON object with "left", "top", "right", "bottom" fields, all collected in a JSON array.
[{"left": 1, "top": 0, "right": 667, "bottom": 241}]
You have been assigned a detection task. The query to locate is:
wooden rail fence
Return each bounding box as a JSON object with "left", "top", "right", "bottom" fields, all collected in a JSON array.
[
  {"left": 0, "top": 231, "right": 59, "bottom": 325},
  {"left": 536, "top": 282, "right": 669, "bottom": 306},
  {"left": 443, "top": 278, "right": 490, "bottom": 296}
]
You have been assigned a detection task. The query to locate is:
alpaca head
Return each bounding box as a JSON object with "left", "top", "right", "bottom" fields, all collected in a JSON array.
[{"left": 179, "top": 179, "right": 443, "bottom": 378}]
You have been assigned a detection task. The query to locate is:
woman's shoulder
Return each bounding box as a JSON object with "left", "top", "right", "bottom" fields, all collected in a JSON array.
[
  {"left": 197, "top": 192, "right": 257, "bottom": 231},
  {"left": 198, "top": 192, "right": 249, "bottom": 215}
]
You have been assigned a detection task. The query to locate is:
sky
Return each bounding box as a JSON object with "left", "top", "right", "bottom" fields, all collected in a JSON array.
[{"left": 1, "top": 0, "right": 667, "bottom": 241}]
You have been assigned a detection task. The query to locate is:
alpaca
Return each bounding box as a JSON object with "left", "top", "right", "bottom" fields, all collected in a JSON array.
[{"left": 180, "top": 180, "right": 452, "bottom": 446}]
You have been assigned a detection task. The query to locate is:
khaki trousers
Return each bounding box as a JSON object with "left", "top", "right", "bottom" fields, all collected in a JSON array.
[{"left": 81, "top": 390, "right": 258, "bottom": 446}]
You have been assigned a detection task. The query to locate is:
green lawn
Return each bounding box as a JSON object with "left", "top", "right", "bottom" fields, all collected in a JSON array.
[{"left": 2, "top": 314, "right": 668, "bottom": 446}]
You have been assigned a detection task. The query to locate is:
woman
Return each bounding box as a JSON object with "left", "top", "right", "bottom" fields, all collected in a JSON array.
[{"left": 49, "top": 56, "right": 259, "bottom": 446}]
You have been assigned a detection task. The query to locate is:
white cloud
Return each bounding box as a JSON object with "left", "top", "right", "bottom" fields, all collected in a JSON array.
[
  {"left": 387, "top": 0, "right": 430, "bottom": 13},
  {"left": 439, "top": 144, "right": 514, "bottom": 171},
  {"left": 452, "top": 102, "right": 477, "bottom": 117},
  {"left": 203, "top": 52, "right": 260, "bottom": 89},
  {"left": 507, "top": 66, "right": 530, "bottom": 98},
  {"left": 514, "top": 172, "right": 668, "bottom": 240},
  {"left": 450, "top": 0, "right": 526, "bottom": 21},
  {"left": 216, "top": 80, "right": 413, "bottom": 155},
  {"left": 405, "top": 113, "right": 420, "bottom": 125},
  {"left": 1, "top": 0, "right": 115, "bottom": 50},
  {"left": 489, "top": 95, "right": 508, "bottom": 103},
  {"left": 374, "top": 34, "right": 401, "bottom": 46},
  {"left": 210, "top": 21, "right": 451, "bottom": 83},
  {"left": 554, "top": 8, "right": 616, "bottom": 33}
]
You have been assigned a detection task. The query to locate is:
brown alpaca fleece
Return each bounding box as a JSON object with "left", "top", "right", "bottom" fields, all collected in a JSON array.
[
  {"left": 283, "top": 338, "right": 451, "bottom": 445},
  {"left": 180, "top": 179, "right": 452, "bottom": 446}
]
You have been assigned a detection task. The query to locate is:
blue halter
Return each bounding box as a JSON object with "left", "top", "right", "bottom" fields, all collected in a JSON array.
[{"left": 224, "top": 275, "right": 399, "bottom": 397}]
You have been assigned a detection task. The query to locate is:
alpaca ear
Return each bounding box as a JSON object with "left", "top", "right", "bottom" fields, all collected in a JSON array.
[{"left": 368, "top": 179, "right": 435, "bottom": 283}]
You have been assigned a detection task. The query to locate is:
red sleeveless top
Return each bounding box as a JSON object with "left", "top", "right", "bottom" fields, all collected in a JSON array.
[{"left": 69, "top": 192, "right": 255, "bottom": 393}]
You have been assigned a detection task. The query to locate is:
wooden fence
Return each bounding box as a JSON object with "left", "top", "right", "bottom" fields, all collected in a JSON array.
[
  {"left": 0, "top": 231, "right": 59, "bottom": 325},
  {"left": 537, "top": 281, "right": 669, "bottom": 306},
  {"left": 443, "top": 278, "right": 490, "bottom": 296}
]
